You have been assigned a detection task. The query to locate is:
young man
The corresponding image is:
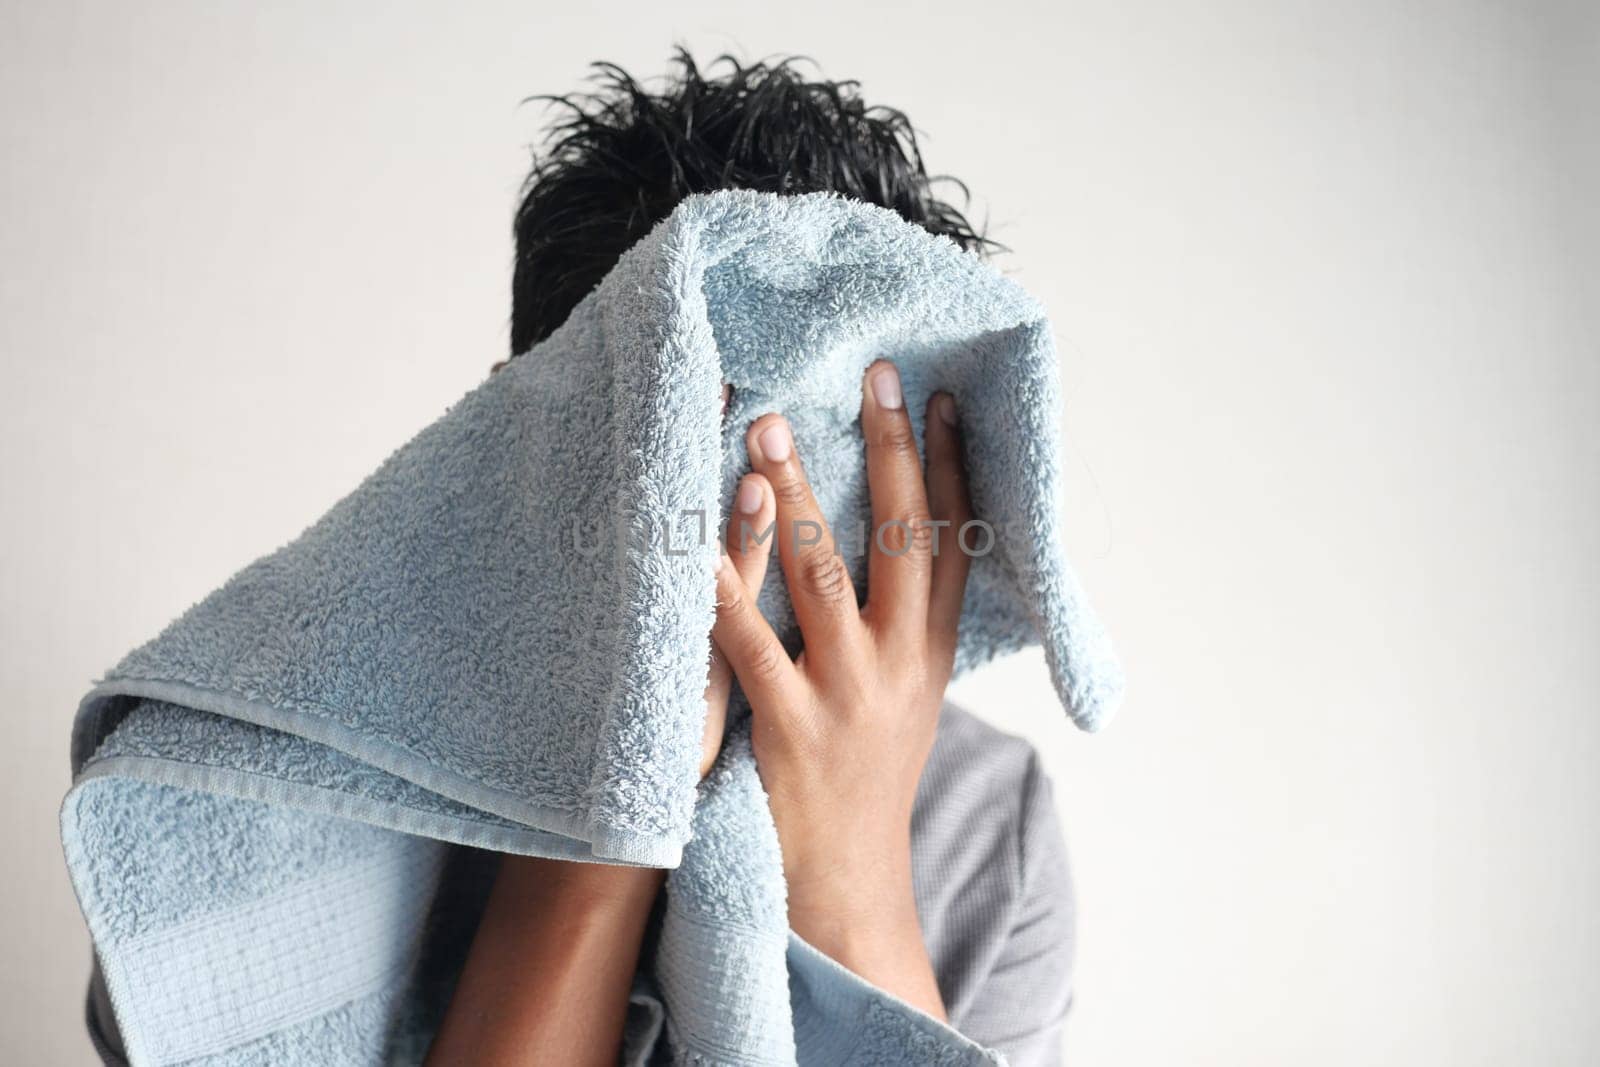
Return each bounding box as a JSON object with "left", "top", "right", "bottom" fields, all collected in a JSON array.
[
  {"left": 426, "top": 55, "right": 1078, "bottom": 1065},
  {"left": 87, "top": 53, "right": 1076, "bottom": 1067}
]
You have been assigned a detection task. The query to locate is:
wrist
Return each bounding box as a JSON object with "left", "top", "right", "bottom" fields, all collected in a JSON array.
[
  {"left": 790, "top": 889, "right": 945, "bottom": 1022},
  {"left": 791, "top": 896, "right": 922, "bottom": 967},
  {"left": 785, "top": 854, "right": 919, "bottom": 963},
  {"left": 779, "top": 833, "right": 946, "bottom": 1020}
]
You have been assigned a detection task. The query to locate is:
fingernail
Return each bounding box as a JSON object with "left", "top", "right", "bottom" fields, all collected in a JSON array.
[
  {"left": 755, "top": 421, "right": 792, "bottom": 464},
  {"left": 870, "top": 364, "right": 904, "bottom": 410},
  {"left": 937, "top": 393, "right": 958, "bottom": 426},
  {"left": 735, "top": 479, "right": 763, "bottom": 515}
]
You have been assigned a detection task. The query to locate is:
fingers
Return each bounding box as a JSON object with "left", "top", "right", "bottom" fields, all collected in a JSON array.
[
  {"left": 746, "top": 415, "right": 863, "bottom": 652},
  {"left": 725, "top": 472, "right": 776, "bottom": 594},
  {"left": 924, "top": 392, "right": 974, "bottom": 654},
  {"left": 700, "top": 473, "right": 777, "bottom": 775},
  {"left": 711, "top": 551, "right": 801, "bottom": 711},
  {"left": 860, "top": 361, "right": 933, "bottom": 636}
]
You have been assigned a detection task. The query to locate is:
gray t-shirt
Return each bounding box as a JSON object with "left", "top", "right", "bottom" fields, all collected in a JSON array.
[
  {"left": 87, "top": 703, "right": 1075, "bottom": 1064},
  {"left": 910, "top": 704, "right": 1076, "bottom": 1064}
]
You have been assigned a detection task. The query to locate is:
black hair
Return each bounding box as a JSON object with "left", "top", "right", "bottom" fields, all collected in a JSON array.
[{"left": 510, "top": 50, "right": 992, "bottom": 354}]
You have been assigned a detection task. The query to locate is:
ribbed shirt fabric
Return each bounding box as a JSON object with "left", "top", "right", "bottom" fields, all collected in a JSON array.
[
  {"left": 87, "top": 703, "right": 1074, "bottom": 1065},
  {"left": 910, "top": 705, "right": 1076, "bottom": 1065}
]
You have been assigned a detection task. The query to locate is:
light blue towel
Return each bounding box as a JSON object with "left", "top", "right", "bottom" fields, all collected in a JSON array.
[{"left": 61, "top": 190, "right": 1122, "bottom": 1065}]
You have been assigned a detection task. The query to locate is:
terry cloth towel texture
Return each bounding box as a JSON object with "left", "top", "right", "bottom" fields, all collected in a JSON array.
[{"left": 61, "top": 190, "right": 1122, "bottom": 1066}]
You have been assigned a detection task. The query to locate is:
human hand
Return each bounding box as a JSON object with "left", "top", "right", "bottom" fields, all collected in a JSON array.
[{"left": 709, "top": 360, "right": 973, "bottom": 1019}]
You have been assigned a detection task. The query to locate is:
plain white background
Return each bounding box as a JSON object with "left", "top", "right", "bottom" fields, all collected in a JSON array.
[{"left": 3, "top": 1, "right": 1596, "bottom": 1063}]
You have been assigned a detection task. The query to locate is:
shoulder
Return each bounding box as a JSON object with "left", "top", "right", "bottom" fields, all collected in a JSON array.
[
  {"left": 915, "top": 703, "right": 1057, "bottom": 871},
  {"left": 910, "top": 703, "right": 1074, "bottom": 1037},
  {"left": 924, "top": 702, "right": 1049, "bottom": 800}
]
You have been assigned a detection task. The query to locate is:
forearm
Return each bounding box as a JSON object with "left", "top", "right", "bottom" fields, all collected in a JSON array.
[
  {"left": 427, "top": 855, "right": 664, "bottom": 1066},
  {"left": 708, "top": 367, "right": 970, "bottom": 1026},
  {"left": 783, "top": 827, "right": 946, "bottom": 1021}
]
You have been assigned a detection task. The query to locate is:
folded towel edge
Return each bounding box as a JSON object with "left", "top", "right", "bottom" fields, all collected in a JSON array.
[{"left": 71, "top": 679, "right": 686, "bottom": 867}]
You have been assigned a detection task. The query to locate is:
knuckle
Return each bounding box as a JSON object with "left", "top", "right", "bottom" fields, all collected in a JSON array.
[
  {"left": 771, "top": 477, "right": 812, "bottom": 509},
  {"left": 745, "top": 639, "right": 790, "bottom": 683},
  {"left": 872, "top": 419, "right": 918, "bottom": 454},
  {"left": 906, "top": 513, "right": 937, "bottom": 558},
  {"left": 877, "top": 509, "right": 935, "bottom": 562},
  {"left": 715, "top": 576, "right": 749, "bottom": 616},
  {"left": 797, "top": 550, "right": 852, "bottom": 602}
]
